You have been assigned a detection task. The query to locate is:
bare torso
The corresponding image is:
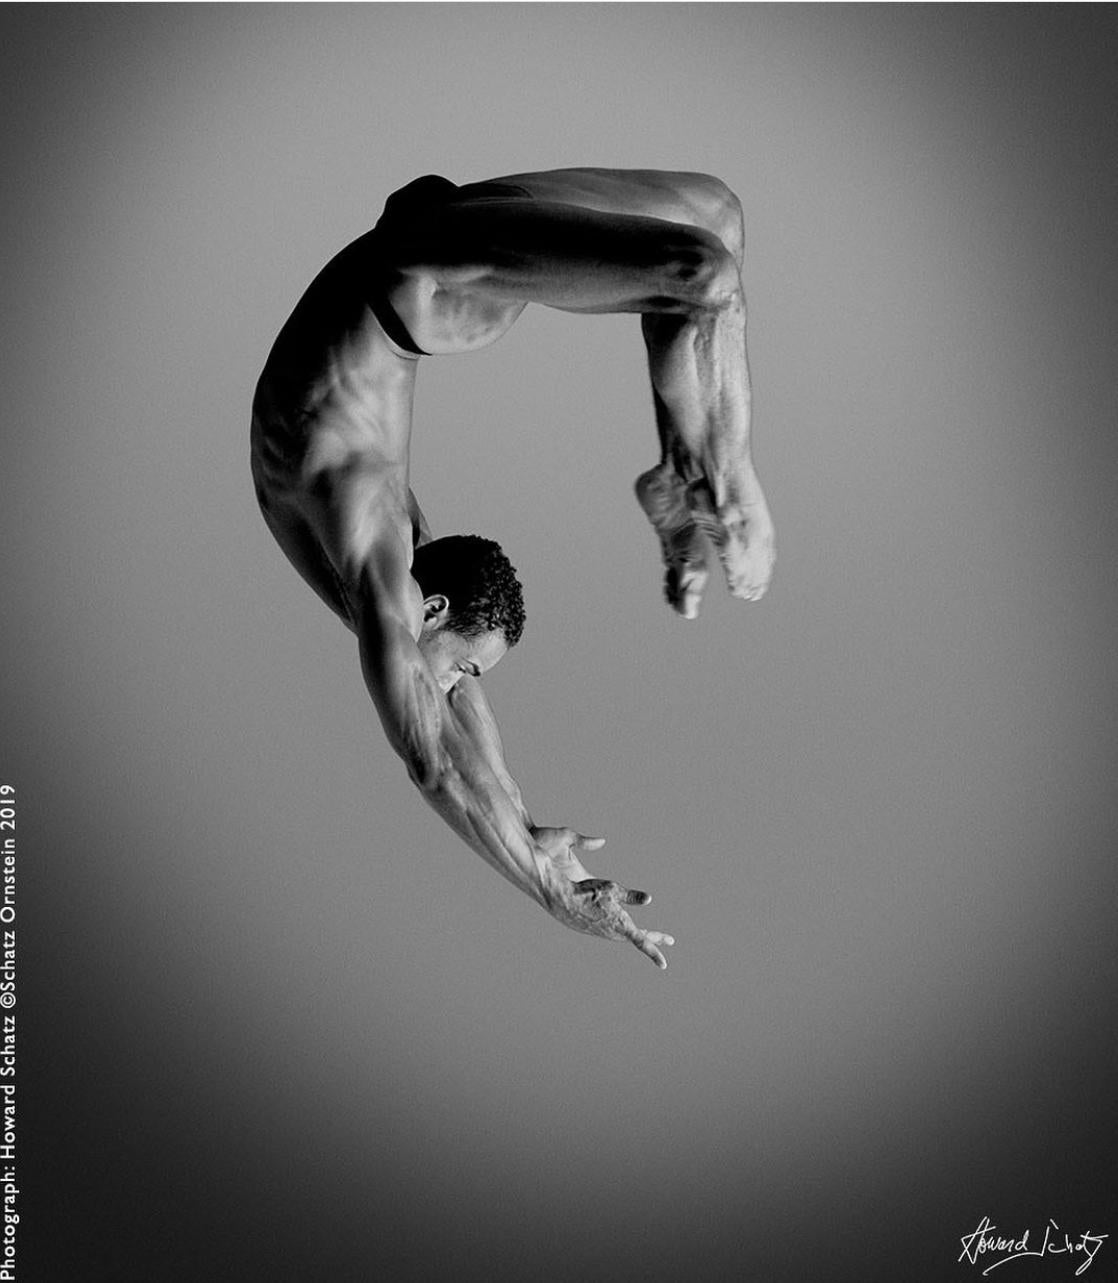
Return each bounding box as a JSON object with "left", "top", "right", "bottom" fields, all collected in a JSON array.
[
  {"left": 252, "top": 167, "right": 769, "bottom": 629},
  {"left": 251, "top": 244, "right": 416, "bottom": 499}
]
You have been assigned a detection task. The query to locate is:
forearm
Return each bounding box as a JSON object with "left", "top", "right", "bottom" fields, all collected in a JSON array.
[
  {"left": 372, "top": 678, "right": 550, "bottom": 904},
  {"left": 459, "top": 739, "right": 533, "bottom": 832},
  {"left": 448, "top": 675, "right": 535, "bottom": 829},
  {"left": 417, "top": 720, "right": 551, "bottom": 909}
]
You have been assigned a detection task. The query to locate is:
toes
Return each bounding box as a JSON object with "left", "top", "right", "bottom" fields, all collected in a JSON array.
[
  {"left": 666, "top": 563, "right": 707, "bottom": 618},
  {"left": 723, "top": 546, "right": 773, "bottom": 602},
  {"left": 730, "top": 580, "right": 769, "bottom": 603},
  {"left": 664, "top": 537, "right": 709, "bottom": 599},
  {"left": 685, "top": 485, "right": 775, "bottom": 603},
  {"left": 636, "top": 468, "right": 713, "bottom": 616}
]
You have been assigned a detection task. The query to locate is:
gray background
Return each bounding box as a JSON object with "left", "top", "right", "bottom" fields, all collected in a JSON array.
[{"left": 5, "top": 6, "right": 1116, "bottom": 1280}]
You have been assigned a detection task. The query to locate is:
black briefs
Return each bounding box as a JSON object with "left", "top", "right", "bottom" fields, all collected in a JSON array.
[
  {"left": 367, "top": 175, "right": 533, "bottom": 356},
  {"left": 367, "top": 272, "right": 428, "bottom": 356}
]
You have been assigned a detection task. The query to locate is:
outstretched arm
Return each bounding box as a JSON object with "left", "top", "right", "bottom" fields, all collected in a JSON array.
[
  {"left": 353, "top": 532, "right": 549, "bottom": 904},
  {"left": 351, "top": 525, "right": 674, "bottom": 968},
  {"left": 447, "top": 675, "right": 671, "bottom": 965},
  {"left": 447, "top": 674, "right": 534, "bottom": 827}
]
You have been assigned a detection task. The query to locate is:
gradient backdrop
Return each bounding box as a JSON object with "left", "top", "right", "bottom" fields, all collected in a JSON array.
[{"left": 5, "top": 6, "right": 1116, "bottom": 1281}]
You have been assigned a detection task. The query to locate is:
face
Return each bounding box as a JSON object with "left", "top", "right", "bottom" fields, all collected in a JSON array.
[{"left": 417, "top": 618, "right": 509, "bottom": 693}]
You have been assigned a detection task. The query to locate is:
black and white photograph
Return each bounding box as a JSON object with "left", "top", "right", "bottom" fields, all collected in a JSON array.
[{"left": 5, "top": 5, "right": 1117, "bottom": 1280}]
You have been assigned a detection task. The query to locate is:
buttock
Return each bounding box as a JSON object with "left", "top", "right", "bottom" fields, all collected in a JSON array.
[
  {"left": 366, "top": 176, "right": 534, "bottom": 356},
  {"left": 379, "top": 174, "right": 532, "bottom": 223}
]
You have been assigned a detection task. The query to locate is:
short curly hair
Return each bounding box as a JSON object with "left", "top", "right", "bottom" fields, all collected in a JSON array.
[{"left": 411, "top": 534, "right": 525, "bottom": 647}]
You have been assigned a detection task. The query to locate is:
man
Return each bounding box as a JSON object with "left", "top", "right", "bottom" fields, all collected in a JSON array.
[{"left": 251, "top": 168, "right": 775, "bottom": 970}]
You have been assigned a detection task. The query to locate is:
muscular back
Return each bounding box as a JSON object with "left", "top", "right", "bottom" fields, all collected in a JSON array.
[{"left": 252, "top": 238, "right": 419, "bottom": 496}]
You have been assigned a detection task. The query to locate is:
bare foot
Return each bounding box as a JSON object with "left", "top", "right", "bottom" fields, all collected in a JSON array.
[
  {"left": 634, "top": 465, "right": 710, "bottom": 618},
  {"left": 689, "top": 479, "right": 775, "bottom": 602}
]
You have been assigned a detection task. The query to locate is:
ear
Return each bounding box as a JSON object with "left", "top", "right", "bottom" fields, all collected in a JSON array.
[{"left": 421, "top": 594, "right": 451, "bottom": 629}]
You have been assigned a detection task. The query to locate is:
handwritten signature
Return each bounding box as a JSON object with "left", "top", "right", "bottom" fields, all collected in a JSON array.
[{"left": 959, "top": 1217, "right": 1108, "bottom": 1276}]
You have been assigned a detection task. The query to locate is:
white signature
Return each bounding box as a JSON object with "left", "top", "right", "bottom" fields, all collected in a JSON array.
[{"left": 959, "top": 1217, "right": 1108, "bottom": 1276}]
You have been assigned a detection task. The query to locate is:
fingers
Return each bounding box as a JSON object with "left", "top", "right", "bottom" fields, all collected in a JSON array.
[
  {"left": 564, "top": 881, "right": 676, "bottom": 968},
  {"left": 577, "top": 880, "right": 649, "bottom": 908},
  {"left": 620, "top": 915, "right": 676, "bottom": 970},
  {"left": 575, "top": 834, "right": 606, "bottom": 853},
  {"left": 628, "top": 926, "right": 676, "bottom": 970}
]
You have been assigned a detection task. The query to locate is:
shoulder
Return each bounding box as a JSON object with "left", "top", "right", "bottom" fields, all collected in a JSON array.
[{"left": 352, "top": 519, "right": 425, "bottom": 632}]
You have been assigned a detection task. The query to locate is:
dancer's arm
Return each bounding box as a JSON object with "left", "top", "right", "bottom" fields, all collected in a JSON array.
[
  {"left": 352, "top": 529, "right": 674, "bottom": 967},
  {"left": 354, "top": 528, "right": 550, "bottom": 904}
]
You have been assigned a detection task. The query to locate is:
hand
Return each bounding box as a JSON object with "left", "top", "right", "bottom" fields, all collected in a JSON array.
[{"left": 531, "top": 827, "right": 676, "bottom": 970}]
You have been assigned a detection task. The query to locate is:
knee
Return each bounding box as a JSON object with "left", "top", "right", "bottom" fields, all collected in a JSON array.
[
  {"left": 679, "top": 172, "right": 745, "bottom": 267},
  {"left": 663, "top": 231, "right": 740, "bottom": 312},
  {"left": 712, "top": 187, "right": 744, "bottom": 268}
]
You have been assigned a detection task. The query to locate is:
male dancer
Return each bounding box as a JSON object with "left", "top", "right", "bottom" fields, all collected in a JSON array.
[{"left": 251, "top": 168, "right": 774, "bottom": 969}]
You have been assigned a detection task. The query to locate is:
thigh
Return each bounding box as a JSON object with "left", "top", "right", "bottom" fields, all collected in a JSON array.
[
  {"left": 388, "top": 196, "right": 731, "bottom": 317},
  {"left": 489, "top": 168, "right": 744, "bottom": 264}
]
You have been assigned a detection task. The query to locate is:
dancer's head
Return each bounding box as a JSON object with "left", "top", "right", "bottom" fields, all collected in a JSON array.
[{"left": 412, "top": 535, "right": 525, "bottom": 691}]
